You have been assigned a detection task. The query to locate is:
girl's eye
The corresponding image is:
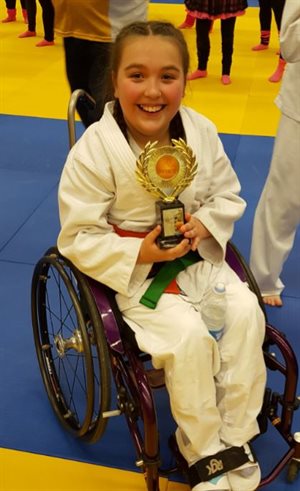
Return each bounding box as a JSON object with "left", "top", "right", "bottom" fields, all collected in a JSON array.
[
  {"left": 162, "top": 73, "right": 176, "bottom": 81},
  {"left": 129, "top": 73, "right": 143, "bottom": 80}
]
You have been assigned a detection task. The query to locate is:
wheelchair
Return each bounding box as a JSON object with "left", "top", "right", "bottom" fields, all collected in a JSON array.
[
  {"left": 31, "top": 241, "right": 300, "bottom": 490},
  {"left": 31, "top": 90, "right": 300, "bottom": 490}
]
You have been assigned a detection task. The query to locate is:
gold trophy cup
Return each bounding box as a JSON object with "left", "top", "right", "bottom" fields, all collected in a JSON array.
[{"left": 136, "top": 138, "right": 197, "bottom": 248}]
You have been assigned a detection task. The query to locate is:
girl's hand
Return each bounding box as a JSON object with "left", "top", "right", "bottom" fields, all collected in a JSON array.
[
  {"left": 137, "top": 225, "right": 191, "bottom": 264},
  {"left": 179, "top": 213, "right": 211, "bottom": 251}
]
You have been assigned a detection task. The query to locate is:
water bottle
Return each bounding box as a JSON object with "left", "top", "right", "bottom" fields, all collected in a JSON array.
[{"left": 202, "top": 282, "right": 227, "bottom": 341}]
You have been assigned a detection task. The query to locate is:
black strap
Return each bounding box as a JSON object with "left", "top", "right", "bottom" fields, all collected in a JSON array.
[{"left": 188, "top": 443, "right": 257, "bottom": 488}]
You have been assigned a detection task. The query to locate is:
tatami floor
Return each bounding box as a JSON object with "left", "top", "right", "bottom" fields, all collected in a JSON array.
[{"left": 1, "top": 2, "right": 299, "bottom": 491}]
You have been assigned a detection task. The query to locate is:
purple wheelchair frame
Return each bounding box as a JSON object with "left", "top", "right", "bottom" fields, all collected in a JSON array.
[{"left": 84, "top": 241, "right": 300, "bottom": 490}]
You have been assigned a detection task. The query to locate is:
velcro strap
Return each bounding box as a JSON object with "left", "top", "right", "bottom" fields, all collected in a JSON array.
[{"left": 188, "top": 443, "right": 257, "bottom": 488}]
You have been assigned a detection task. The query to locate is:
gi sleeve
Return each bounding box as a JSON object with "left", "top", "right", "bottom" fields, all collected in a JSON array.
[{"left": 57, "top": 144, "right": 152, "bottom": 297}]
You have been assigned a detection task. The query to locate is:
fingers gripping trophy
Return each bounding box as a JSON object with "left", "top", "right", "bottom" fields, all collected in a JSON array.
[{"left": 136, "top": 138, "right": 198, "bottom": 248}]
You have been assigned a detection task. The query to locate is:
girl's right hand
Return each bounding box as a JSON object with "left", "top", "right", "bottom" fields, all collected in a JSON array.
[{"left": 137, "top": 225, "right": 191, "bottom": 264}]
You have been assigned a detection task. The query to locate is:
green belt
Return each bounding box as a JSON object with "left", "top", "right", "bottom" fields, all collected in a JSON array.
[{"left": 139, "top": 250, "right": 201, "bottom": 309}]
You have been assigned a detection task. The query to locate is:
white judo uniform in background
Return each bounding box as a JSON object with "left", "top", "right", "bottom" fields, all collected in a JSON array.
[
  {"left": 250, "top": 0, "right": 300, "bottom": 297},
  {"left": 58, "top": 102, "right": 266, "bottom": 466}
]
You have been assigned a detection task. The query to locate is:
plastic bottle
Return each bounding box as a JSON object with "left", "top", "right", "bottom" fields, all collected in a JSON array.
[{"left": 201, "top": 282, "right": 227, "bottom": 341}]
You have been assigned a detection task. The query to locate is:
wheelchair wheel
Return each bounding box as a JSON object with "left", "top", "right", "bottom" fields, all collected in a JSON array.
[{"left": 31, "top": 249, "right": 111, "bottom": 440}]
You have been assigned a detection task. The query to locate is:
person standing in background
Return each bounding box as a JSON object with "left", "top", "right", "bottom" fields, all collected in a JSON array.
[
  {"left": 185, "top": 0, "right": 248, "bottom": 85},
  {"left": 251, "top": 0, "right": 286, "bottom": 83},
  {"left": 2, "top": 0, "right": 27, "bottom": 22},
  {"left": 250, "top": 0, "right": 300, "bottom": 307},
  {"left": 51, "top": 0, "right": 149, "bottom": 128},
  {"left": 18, "top": 0, "right": 55, "bottom": 47}
]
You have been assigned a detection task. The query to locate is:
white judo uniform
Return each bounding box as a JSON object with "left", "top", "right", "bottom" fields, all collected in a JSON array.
[
  {"left": 250, "top": 0, "right": 300, "bottom": 297},
  {"left": 58, "top": 102, "right": 266, "bottom": 466}
]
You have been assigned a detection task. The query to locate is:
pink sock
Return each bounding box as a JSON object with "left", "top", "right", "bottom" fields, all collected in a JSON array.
[
  {"left": 187, "top": 69, "right": 207, "bottom": 81},
  {"left": 36, "top": 39, "right": 55, "bottom": 47},
  {"left": 178, "top": 13, "right": 195, "bottom": 29},
  {"left": 221, "top": 75, "right": 231, "bottom": 85},
  {"left": 269, "top": 59, "right": 286, "bottom": 83},
  {"left": 18, "top": 30, "right": 36, "bottom": 38},
  {"left": 252, "top": 43, "right": 269, "bottom": 51}
]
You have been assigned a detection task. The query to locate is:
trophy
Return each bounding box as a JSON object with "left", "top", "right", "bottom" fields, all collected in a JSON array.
[{"left": 136, "top": 138, "right": 198, "bottom": 248}]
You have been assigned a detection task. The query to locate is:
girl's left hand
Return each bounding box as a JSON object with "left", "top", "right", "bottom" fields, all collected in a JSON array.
[{"left": 179, "top": 213, "right": 211, "bottom": 251}]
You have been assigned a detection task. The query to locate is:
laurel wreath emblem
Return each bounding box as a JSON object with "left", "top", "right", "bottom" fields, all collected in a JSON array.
[{"left": 135, "top": 138, "right": 198, "bottom": 202}]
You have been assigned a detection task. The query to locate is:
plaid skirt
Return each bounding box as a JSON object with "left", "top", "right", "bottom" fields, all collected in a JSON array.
[{"left": 185, "top": 0, "right": 248, "bottom": 17}]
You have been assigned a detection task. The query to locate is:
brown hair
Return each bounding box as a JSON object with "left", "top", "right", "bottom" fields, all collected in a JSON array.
[
  {"left": 111, "top": 20, "right": 190, "bottom": 78},
  {"left": 105, "top": 20, "right": 190, "bottom": 141}
]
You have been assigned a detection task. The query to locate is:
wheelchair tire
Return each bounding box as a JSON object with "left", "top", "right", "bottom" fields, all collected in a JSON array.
[{"left": 31, "top": 249, "right": 111, "bottom": 440}]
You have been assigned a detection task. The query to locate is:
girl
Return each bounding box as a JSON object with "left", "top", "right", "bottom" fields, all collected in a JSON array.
[
  {"left": 57, "top": 21, "right": 266, "bottom": 491},
  {"left": 184, "top": 0, "right": 248, "bottom": 84}
]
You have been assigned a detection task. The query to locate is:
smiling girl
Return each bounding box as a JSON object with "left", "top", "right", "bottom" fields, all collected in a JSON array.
[{"left": 58, "top": 21, "right": 266, "bottom": 491}]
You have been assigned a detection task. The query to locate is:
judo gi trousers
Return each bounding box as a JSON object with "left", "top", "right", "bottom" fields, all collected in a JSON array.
[
  {"left": 250, "top": 114, "right": 300, "bottom": 296},
  {"left": 117, "top": 260, "right": 266, "bottom": 466}
]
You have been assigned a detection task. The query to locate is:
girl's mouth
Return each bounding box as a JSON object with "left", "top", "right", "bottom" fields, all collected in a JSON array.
[{"left": 138, "top": 104, "right": 165, "bottom": 113}]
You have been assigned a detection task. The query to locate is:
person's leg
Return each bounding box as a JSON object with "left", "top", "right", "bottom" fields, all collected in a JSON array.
[
  {"left": 36, "top": 0, "right": 54, "bottom": 46},
  {"left": 220, "top": 17, "right": 236, "bottom": 84},
  {"left": 64, "top": 37, "right": 88, "bottom": 97},
  {"left": 271, "top": 0, "right": 286, "bottom": 32},
  {"left": 268, "top": 0, "right": 286, "bottom": 82},
  {"left": 118, "top": 285, "right": 223, "bottom": 461},
  {"left": 2, "top": 0, "right": 17, "bottom": 22},
  {"left": 211, "top": 264, "right": 266, "bottom": 491},
  {"left": 18, "top": 0, "right": 36, "bottom": 37},
  {"left": 85, "top": 42, "right": 111, "bottom": 124},
  {"left": 250, "top": 115, "right": 300, "bottom": 305},
  {"left": 20, "top": 0, "right": 27, "bottom": 21},
  {"left": 268, "top": 55, "right": 286, "bottom": 82},
  {"left": 117, "top": 260, "right": 266, "bottom": 490},
  {"left": 178, "top": 12, "right": 195, "bottom": 29},
  {"left": 187, "top": 19, "right": 211, "bottom": 80},
  {"left": 252, "top": 0, "right": 272, "bottom": 50},
  {"left": 64, "top": 38, "right": 110, "bottom": 127}
]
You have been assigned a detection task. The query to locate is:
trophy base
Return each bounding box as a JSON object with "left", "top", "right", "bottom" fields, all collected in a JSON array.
[
  {"left": 156, "top": 199, "right": 185, "bottom": 249},
  {"left": 157, "top": 236, "right": 184, "bottom": 249}
]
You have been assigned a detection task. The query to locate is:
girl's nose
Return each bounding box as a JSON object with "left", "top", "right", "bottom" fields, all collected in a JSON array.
[{"left": 144, "top": 80, "right": 161, "bottom": 97}]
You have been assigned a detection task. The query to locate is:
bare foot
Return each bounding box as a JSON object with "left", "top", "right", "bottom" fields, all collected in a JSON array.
[{"left": 263, "top": 295, "right": 283, "bottom": 307}]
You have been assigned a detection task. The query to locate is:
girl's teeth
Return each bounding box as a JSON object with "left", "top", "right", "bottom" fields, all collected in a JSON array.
[{"left": 141, "top": 105, "right": 161, "bottom": 112}]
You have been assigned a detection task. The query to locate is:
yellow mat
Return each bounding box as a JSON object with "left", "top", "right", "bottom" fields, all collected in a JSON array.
[
  {"left": 0, "top": 448, "right": 189, "bottom": 491},
  {"left": 0, "top": 3, "right": 281, "bottom": 136}
]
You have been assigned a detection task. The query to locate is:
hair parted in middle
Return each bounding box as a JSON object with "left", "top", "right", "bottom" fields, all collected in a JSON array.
[{"left": 106, "top": 20, "right": 190, "bottom": 142}]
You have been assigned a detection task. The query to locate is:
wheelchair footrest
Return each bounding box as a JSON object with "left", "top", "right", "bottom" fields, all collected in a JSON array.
[{"left": 169, "top": 434, "right": 257, "bottom": 488}]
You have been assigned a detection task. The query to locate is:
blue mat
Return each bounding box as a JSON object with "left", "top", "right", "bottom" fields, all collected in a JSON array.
[{"left": 0, "top": 114, "right": 299, "bottom": 491}]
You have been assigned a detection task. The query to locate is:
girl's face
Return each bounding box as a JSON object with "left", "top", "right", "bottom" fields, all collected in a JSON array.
[{"left": 113, "top": 35, "right": 186, "bottom": 148}]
